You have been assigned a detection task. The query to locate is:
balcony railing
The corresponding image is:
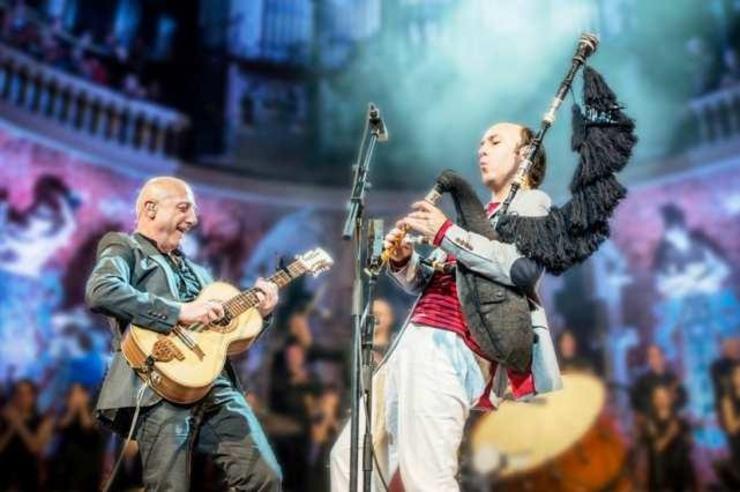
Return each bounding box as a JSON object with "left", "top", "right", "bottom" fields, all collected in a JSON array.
[
  {"left": 688, "top": 81, "right": 740, "bottom": 147},
  {"left": 0, "top": 43, "right": 189, "bottom": 162}
]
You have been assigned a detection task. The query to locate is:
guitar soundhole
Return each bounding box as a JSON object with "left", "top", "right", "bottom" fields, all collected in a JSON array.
[{"left": 210, "top": 315, "right": 237, "bottom": 333}]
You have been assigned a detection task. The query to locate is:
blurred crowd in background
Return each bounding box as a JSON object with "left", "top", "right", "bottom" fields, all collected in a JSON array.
[
  {"left": 1, "top": 309, "right": 739, "bottom": 490},
  {"left": 0, "top": 295, "right": 396, "bottom": 492}
]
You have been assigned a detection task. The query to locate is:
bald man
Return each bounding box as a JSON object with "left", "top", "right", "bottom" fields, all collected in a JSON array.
[
  {"left": 86, "top": 177, "right": 282, "bottom": 491},
  {"left": 330, "top": 123, "right": 561, "bottom": 491}
]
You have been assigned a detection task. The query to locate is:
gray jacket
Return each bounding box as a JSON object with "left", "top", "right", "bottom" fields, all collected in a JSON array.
[
  {"left": 85, "top": 232, "right": 244, "bottom": 432},
  {"left": 390, "top": 189, "right": 562, "bottom": 396}
]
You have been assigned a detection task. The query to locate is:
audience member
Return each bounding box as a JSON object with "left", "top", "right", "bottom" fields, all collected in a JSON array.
[
  {"left": 0, "top": 379, "right": 54, "bottom": 491},
  {"left": 48, "top": 383, "right": 105, "bottom": 490},
  {"left": 282, "top": 295, "right": 344, "bottom": 367},
  {"left": 270, "top": 341, "right": 323, "bottom": 491},
  {"left": 719, "top": 48, "right": 740, "bottom": 88},
  {"left": 307, "top": 385, "right": 341, "bottom": 492},
  {"left": 715, "top": 362, "right": 740, "bottom": 488},
  {"left": 0, "top": 2, "right": 159, "bottom": 100},
  {"left": 643, "top": 384, "right": 696, "bottom": 492},
  {"left": 555, "top": 328, "right": 594, "bottom": 374},
  {"left": 630, "top": 344, "right": 687, "bottom": 418},
  {"left": 686, "top": 35, "right": 720, "bottom": 96},
  {"left": 711, "top": 337, "right": 740, "bottom": 406},
  {"left": 371, "top": 298, "right": 395, "bottom": 365}
]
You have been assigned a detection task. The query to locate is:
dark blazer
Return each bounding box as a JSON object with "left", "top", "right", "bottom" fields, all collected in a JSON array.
[
  {"left": 85, "top": 232, "right": 245, "bottom": 433},
  {"left": 388, "top": 189, "right": 562, "bottom": 396}
]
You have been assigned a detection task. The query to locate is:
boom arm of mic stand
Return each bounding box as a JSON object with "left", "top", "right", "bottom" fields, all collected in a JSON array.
[{"left": 342, "top": 135, "right": 378, "bottom": 240}]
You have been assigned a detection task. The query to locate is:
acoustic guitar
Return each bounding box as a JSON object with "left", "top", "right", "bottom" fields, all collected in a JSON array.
[{"left": 121, "top": 248, "right": 333, "bottom": 404}]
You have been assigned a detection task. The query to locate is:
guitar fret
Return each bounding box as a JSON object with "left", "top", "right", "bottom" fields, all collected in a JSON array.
[
  {"left": 271, "top": 273, "right": 282, "bottom": 287},
  {"left": 271, "top": 270, "right": 289, "bottom": 288},
  {"left": 225, "top": 258, "right": 312, "bottom": 317}
]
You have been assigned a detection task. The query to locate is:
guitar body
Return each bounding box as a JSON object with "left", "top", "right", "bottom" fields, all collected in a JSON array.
[
  {"left": 120, "top": 247, "right": 334, "bottom": 405},
  {"left": 121, "top": 281, "right": 265, "bottom": 404}
]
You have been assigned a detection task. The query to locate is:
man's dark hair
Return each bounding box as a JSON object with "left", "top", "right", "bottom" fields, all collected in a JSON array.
[{"left": 518, "top": 127, "right": 547, "bottom": 189}]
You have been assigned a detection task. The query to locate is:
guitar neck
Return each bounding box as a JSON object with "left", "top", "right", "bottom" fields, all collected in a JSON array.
[{"left": 223, "top": 260, "right": 307, "bottom": 318}]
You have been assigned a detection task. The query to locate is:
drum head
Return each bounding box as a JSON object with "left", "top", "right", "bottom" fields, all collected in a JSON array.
[{"left": 471, "top": 373, "right": 605, "bottom": 478}]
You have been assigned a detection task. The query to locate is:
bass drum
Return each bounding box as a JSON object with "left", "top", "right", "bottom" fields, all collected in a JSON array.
[{"left": 470, "top": 373, "right": 631, "bottom": 491}]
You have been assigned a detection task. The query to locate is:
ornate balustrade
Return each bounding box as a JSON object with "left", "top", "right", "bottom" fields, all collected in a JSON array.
[
  {"left": 688, "top": 82, "right": 740, "bottom": 146},
  {"left": 0, "top": 43, "right": 189, "bottom": 166}
]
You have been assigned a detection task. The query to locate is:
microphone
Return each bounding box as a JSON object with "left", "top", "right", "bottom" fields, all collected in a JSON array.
[{"left": 368, "top": 103, "right": 389, "bottom": 142}]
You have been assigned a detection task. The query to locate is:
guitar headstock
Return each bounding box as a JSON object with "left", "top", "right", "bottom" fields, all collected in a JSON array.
[{"left": 296, "top": 248, "right": 334, "bottom": 277}]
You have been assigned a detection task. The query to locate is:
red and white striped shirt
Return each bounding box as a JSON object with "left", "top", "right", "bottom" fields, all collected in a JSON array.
[{"left": 405, "top": 202, "right": 535, "bottom": 405}]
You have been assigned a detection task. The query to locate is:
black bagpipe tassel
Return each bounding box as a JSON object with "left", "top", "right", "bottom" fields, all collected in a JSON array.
[{"left": 497, "top": 65, "right": 637, "bottom": 275}]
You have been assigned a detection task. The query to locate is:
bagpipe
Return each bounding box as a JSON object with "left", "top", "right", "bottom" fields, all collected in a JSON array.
[{"left": 385, "top": 33, "right": 637, "bottom": 371}]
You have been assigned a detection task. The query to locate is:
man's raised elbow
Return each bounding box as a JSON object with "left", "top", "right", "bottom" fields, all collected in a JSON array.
[
  {"left": 84, "top": 283, "right": 101, "bottom": 311},
  {"left": 85, "top": 279, "right": 111, "bottom": 313}
]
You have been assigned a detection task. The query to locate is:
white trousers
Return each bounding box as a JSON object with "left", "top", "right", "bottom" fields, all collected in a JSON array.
[{"left": 330, "top": 323, "right": 486, "bottom": 492}]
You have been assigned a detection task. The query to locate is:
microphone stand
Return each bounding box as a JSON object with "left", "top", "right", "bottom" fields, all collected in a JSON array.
[
  {"left": 342, "top": 104, "right": 388, "bottom": 492},
  {"left": 360, "top": 219, "right": 384, "bottom": 491}
]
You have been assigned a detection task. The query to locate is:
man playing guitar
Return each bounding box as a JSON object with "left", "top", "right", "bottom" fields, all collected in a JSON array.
[{"left": 86, "top": 177, "right": 282, "bottom": 491}]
